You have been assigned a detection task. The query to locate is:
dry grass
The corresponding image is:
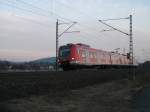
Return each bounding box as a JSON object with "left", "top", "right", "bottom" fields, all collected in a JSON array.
[
  {"left": 0, "top": 68, "right": 149, "bottom": 112},
  {"left": 0, "top": 69, "right": 128, "bottom": 101},
  {"left": 1, "top": 79, "right": 132, "bottom": 112}
]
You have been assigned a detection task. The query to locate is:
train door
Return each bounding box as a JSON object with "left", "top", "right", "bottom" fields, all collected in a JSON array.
[
  {"left": 81, "top": 49, "right": 89, "bottom": 65},
  {"left": 85, "top": 49, "right": 89, "bottom": 64},
  {"left": 80, "top": 49, "right": 86, "bottom": 64}
]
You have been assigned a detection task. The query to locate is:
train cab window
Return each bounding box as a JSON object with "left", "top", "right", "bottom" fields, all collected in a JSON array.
[{"left": 59, "top": 47, "right": 70, "bottom": 57}]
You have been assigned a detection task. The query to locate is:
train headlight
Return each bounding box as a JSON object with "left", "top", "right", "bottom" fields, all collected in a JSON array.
[{"left": 71, "top": 57, "right": 75, "bottom": 60}]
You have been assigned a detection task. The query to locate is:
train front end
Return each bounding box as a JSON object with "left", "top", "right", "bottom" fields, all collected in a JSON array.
[{"left": 58, "top": 44, "right": 78, "bottom": 70}]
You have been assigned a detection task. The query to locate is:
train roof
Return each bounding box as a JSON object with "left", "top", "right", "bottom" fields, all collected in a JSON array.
[{"left": 66, "top": 43, "right": 90, "bottom": 48}]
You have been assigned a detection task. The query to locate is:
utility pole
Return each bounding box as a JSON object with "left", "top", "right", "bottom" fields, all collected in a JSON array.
[
  {"left": 129, "top": 15, "right": 133, "bottom": 65},
  {"left": 55, "top": 19, "right": 78, "bottom": 71},
  {"left": 98, "top": 15, "right": 133, "bottom": 64},
  {"left": 129, "top": 15, "right": 135, "bottom": 80},
  {"left": 56, "top": 19, "right": 59, "bottom": 71},
  {"left": 98, "top": 15, "right": 134, "bottom": 80}
]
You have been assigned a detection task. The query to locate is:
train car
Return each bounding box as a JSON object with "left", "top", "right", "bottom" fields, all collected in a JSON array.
[{"left": 58, "top": 43, "right": 137, "bottom": 70}]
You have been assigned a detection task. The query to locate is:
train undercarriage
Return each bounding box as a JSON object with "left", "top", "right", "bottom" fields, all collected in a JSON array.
[{"left": 60, "top": 62, "right": 137, "bottom": 71}]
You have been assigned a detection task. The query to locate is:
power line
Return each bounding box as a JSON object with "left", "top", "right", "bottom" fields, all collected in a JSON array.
[
  {"left": 55, "top": 19, "right": 78, "bottom": 71},
  {"left": 0, "top": 0, "right": 51, "bottom": 18},
  {"left": 14, "top": 15, "right": 56, "bottom": 30},
  {"left": 54, "top": 0, "right": 102, "bottom": 31},
  {"left": 1, "top": 0, "right": 74, "bottom": 23},
  {"left": 53, "top": 0, "right": 99, "bottom": 21},
  {"left": 43, "top": 0, "right": 103, "bottom": 35},
  {"left": 98, "top": 20, "right": 129, "bottom": 36},
  {"left": 98, "top": 15, "right": 134, "bottom": 68},
  {"left": 1, "top": 0, "right": 118, "bottom": 46},
  {"left": 0, "top": 1, "right": 58, "bottom": 31},
  {"left": 0, "top": 0, "right": 102, "bottom": 42},
  {"left": 15, "top": 0, "right": 74, "bottom": 22},
  {"left": 2, "top": 0, "right": 107, "bottom": 41},
  {"left": 100, "top": 17, "right": 129, "bottom": 21}
]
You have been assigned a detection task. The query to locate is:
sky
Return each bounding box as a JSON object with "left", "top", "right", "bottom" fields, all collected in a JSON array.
[{"left": 0, "top": 0, "right": 150, "bottom": 62}]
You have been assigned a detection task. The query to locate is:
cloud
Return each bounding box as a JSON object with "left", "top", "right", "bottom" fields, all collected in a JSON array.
[{"left": 0, "top": 0, "right": 150, "bottom": 62}]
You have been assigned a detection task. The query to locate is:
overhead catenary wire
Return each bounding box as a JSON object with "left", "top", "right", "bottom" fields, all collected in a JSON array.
[
  {"left": 16, "top": 0, "right": 73, "bottom": 22},
  {"left": 1, "top": 0, "right": 73, "bottom": 23},
  {"left": 0, "top": 0, "right": 51, "bottom": 18},
  {"left": 98, "top": 20, "right": 129, "bottom": 36},
  {"left": 51, "top": 0, "right": 130, "bottom": 43},
  {"left": 43, "top": 0, "right": 104, "bottom": 35},
  {"left": 0, "top": 0, "right": 130, "bottom": 51},
  {"left": 14, "top": 15, "right": 56, "bottom": 30},
  {"left": 0, "top": 1, "right": 57, "bottom": 30},
  {"left": 0, "top": 0, "right": 72, "bottom": 28},
  {"left": 0, "top": 0, "right": 104, "bottom": 43},
  {"left": 100, "top": 17, "right": 129, "bottom": 21},
  {"left": 38, "top": 0, "right": 108, "bottom": 41},
  {"left": 1, "top": 0, "right": 108, "bottom": 42},
  {"left": 14, "top": 0, "right": 74, "bottom": 23}
]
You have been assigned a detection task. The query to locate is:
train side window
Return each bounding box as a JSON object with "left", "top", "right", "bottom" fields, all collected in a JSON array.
[
  {"left": 86, "top": 50, "right": 89, "bottom": 57},
  {"left": 77, "top": 48, "right": 80, "bottom": 55},
  {"left": 89, "top": 52, "right": 92, "bottom": 58},
  {"left": 93, "top": 52, "right": 97, "bottom": 58},
  {"left": 81, "top": 51, "right": 86, "bottom": 57},
  {"left": 95, "top": 53, "right": 96, "bottom": 58},
  {"left": 103, "top": 53, "right": 105, "bottom": 62},
  {"left": 91, "top": 52, "right": 93, "bottom": 58},
  {"left": 93, "top": 53, "right": 95, "bottom": 58},
  {"left": 89, "top": 52, "right": 91, "bottom": 58},
  {"left": 99, "top": 52, "right": 102, "bottom": 58},
  {"left": 92, "top": 52, "right": 94, "bottom": 58}
]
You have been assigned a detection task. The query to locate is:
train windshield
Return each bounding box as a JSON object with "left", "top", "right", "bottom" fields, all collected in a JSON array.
[{"left": 59, "top": 46, "right": 70, "bottom": 57}]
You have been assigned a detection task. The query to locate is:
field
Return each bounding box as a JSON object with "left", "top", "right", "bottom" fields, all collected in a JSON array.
[
  {"left": 0, "top": 68, "right": 149, "bottom": 112},
  {"left": 0, "top": 70, "right": 129, "bottom": 100}
]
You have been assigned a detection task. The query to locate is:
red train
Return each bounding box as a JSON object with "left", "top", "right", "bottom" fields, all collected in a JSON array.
[{"left": 58, "top": 43, "right": 137, "bottom": 70}]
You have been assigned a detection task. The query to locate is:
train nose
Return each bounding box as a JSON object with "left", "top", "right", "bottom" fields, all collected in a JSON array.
[
  {"left": 62, "top": 58, "right": 68, "bottom": 61},
  {"left": 59, "top": 57, "right": 69, "bottom": 63}
]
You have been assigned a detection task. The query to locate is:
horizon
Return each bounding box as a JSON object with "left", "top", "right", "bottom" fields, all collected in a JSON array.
[{"left": 0, "top": 56, "right": 56, "bottom": 62}]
